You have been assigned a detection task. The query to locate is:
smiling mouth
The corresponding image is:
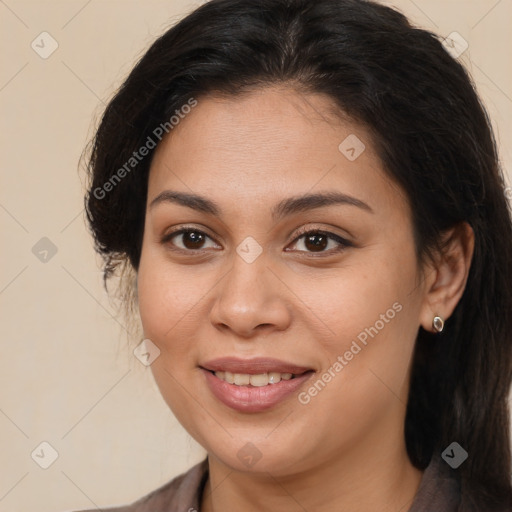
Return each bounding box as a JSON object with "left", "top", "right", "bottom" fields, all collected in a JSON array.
[{"left": 200, "top": 359, "right": 315, "bottom": 412}]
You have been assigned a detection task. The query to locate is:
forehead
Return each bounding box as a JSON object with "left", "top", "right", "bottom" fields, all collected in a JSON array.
[{"left": 147, "top": 86, "right": 407, "bottom": 221}]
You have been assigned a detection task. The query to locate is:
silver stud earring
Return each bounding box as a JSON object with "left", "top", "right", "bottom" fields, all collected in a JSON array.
[{"left": 432, "top": 315, "right": 444, "bottom": 333}]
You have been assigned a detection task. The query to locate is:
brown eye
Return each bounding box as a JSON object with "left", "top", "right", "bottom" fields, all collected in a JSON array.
[
  {"left": 162, "top": 228, "right": 219, "bottom": 252},
  {"left": 288, "top": 229, "right": 352, "bottom": 255}
]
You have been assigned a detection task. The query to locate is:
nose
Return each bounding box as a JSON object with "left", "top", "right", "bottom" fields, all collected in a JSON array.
[{"left": 209, "top": 250, "right": 292, "bottom": 339}]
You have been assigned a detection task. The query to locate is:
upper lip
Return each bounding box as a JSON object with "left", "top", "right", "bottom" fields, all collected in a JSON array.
[{"left": 201, "top": 357, "right": 313, "bottom": 375}]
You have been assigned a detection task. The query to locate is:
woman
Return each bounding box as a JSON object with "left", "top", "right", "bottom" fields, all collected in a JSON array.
[{"left": 80, "top": 0, "right": 512, "bottom": 510}]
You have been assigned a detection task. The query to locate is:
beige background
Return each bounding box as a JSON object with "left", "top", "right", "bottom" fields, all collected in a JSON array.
[{"left": 1, "top": 1, "right": 511, "bottom": 511}]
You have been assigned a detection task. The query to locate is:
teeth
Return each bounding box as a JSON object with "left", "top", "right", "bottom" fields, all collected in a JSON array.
[
  {"left": 234, "top": 373, "right": 250, "bottom": 385},
  {"left": 214, "top": 371, "right": 295, "bottom": 386}
]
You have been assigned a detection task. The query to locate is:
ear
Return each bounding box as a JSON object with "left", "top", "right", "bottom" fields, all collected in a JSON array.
[{"left": 419, "top": 222, "right": 474, "bottom": 333}]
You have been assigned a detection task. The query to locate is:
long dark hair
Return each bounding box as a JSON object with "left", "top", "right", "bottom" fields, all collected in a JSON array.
[{"left": 84, "top": 0, "right": 512, "bottom": 509}]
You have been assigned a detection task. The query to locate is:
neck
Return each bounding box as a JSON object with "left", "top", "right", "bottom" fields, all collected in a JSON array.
[{"left": 200, "top": 437, "right": 423, "bottom": 512}]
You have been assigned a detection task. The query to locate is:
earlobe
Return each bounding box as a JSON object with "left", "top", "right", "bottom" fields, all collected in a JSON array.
[{"left": 419, "top": 222, "right": 475, "bottom": 333}]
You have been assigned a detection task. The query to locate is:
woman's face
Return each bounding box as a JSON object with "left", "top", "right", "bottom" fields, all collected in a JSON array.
[{"left": 137, "top": 86, "right": 432, "bottom": 475}]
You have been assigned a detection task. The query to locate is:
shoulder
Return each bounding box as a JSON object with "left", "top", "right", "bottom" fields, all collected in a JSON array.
[
  {"left": 71, "top": 458, "right": 208, "bottom": 512},
  {"left": 408, "top": 453, "right": 460, "bottom": 512}
]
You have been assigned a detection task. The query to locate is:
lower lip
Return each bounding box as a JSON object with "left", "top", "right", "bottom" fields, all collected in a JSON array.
[{"left": 202, "top": 369, "right": 314, "bottom": 413}]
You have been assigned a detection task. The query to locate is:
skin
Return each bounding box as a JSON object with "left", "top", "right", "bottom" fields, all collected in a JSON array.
[{"left": 136, "top": 85, "right": 474, "bottom": 512}]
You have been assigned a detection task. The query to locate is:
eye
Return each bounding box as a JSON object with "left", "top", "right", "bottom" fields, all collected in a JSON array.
[
  {"left": 161, "top": 228, "right": 220, "bottom": 252},
  {"left": 287, "top": 227, "right": 352, "bottom": 255}
]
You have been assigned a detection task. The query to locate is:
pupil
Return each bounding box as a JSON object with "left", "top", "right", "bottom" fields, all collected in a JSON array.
[{"left": 305, "top": 234, "right": 327, "bottom": 252}]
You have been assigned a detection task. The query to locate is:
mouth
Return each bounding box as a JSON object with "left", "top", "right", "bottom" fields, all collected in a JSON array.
[
  {"left": 200, "top": 357, "right": 315, "bottom": 412},
  {"left": 201, "top": 356, "right": 314, "bottom": 375}
]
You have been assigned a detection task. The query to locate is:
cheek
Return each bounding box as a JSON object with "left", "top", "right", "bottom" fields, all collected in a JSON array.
[
  {"left": 296, "top": 297, "right": 418, "bottom": 455},
  {"left": 137, "top": 246, "right": 205, "bottom": 343},
  {"left": 136, "top": 252, "right": 206, "bottom": 432},
  {"left": 295, "top": 254, "right": 417, "bottom": 352},
  {"left": 302, "top": 250, "right": 421, "bottom": 403}
]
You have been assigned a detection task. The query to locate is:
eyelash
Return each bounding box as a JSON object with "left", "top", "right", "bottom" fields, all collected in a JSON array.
[{"left": 160, "top": 225, "right": 352, "bottom": 257}]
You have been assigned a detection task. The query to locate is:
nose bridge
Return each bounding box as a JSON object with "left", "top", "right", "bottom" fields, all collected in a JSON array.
[
  {"left": 224, "top": 232, "right": 270, "bottom": 293},
  {"left": 209, "top": 243, "right": 291, "bottom": 336},
  {"left": 221, "top": 245, "right": 272, "bottom": 313}
]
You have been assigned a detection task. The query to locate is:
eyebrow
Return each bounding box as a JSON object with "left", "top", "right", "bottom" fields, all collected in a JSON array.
[{"left": 149, "top": 190, "right": 373, "bottom": 220}]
